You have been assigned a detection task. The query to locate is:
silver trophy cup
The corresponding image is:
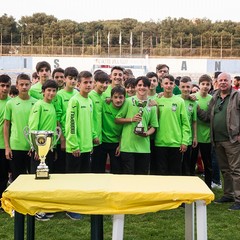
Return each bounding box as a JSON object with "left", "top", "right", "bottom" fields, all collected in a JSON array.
[{"left": 24, "top": 126, "right": 61, "bottom": 179}]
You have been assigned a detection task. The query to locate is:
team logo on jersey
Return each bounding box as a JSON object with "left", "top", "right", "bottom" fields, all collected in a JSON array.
[
  {"left": 172, "top": 103, "right": 177, "bottom": 111},
  {"left": 188, "top": 103, "right": 193, "bottom": 112}
]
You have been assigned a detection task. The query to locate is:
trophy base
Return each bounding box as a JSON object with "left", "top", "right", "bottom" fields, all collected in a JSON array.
[
  {"left": 134, "top": 126, "right": 144, "bottom": 135},
  {"left": 35, "top": 166, "right": 50, "bottom": 179}
]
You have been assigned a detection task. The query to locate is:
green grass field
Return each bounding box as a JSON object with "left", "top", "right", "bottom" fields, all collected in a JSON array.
[{"left": 1, "top": 187, "right": 240, "bottom": 240}]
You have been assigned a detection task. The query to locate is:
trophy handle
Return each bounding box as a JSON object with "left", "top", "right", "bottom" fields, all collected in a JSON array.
[
  {"left": 51, "top": 126, "right": 62, "bottom": 150},
  {"left": 23, "top": 126, "right": 34, "bottom": 150}
]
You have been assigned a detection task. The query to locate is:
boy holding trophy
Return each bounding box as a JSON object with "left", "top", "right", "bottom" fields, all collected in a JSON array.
[{"left": 115, "top": 76, "right": 158, "bottom": 174}]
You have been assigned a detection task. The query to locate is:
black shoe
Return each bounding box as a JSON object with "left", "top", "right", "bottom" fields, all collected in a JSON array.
[
  {"left": 229, "top": 202, "right": 240, "bottom": 211},
  {"left": 214, "top": 196, "right": 235, "bottom": 204}
]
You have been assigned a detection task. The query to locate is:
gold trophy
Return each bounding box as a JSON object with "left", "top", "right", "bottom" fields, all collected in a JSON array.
[
  {"left": 134, "top": 100, "right": 148, "bottom": 135},
  {"left": 24, "top": 126, "right": 61, "bottom": 179}
]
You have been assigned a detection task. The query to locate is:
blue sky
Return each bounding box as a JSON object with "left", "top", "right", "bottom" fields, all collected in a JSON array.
[{"left": 1, "top": 0, "right": 239, "bottom": 23}]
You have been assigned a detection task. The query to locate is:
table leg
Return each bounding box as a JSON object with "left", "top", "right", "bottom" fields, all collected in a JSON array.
[
  {"left": 91, "top": 215, "right": 103, "bottom": 240},
  {"left": 14, "top": 211, "right": 25, "bottom": 240},
  {"left": 196, "top": 200, "right": 207, "bottom": 240},
  {"left": 27, "top": 215, "right": 35, "bottom": 240},
  {"left": 112, "top": 214, "right": 124, "bottom": 240},
  {"left": 185, "top": 203, "right": 195, "bottom": 240}
]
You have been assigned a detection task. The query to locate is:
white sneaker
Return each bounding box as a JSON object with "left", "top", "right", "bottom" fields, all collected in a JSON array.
[{"left": 211, "top": 182, "right": 222, "bottom": 189}]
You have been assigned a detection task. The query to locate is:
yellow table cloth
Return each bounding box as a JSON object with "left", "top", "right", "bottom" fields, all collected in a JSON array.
[{"left": 2, "top": 174, "right": 214, "bottom": 216}]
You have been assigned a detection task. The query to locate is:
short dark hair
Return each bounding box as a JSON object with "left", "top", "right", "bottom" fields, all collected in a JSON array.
[
  {"left": 42, "top": 79, "right": 58, "bottom": 91},
  {"left": 146, "top": 72, "right": 158, "bottom": 79},
  {"left": 234, "top": 76, "right": 240, "bottom": 81},
  {"left": 77, "top": 71, "right": 92, "bottom": 82},
  {"left": 180, "top": 76, "right": 192, "bottom": 83},
  {"left": 0, "top": 74, "right": 11, "bottom": 83},
  {"left": 135, "top": 76, "right": 150, "bottom": 87},
  {"left": 124, "top": 78, "right": 136, "bottom": 88},
  {"left": 16, "top": 73, "right": 31, "bottom": 83},
  {"left": 64, "top": 67, "right": 78, "bottom": 78},
  {"left": 36, "top": 61, "right": 51, "bottom": 73},
  {"left": 9, "top": 85, "right": 19, "bottom": 96},
  {"left": 213, "top": 71, "right": 222, "bottom": 79},
  {"left": 162, "top": 74, "right": 175, "bottom": 82},
  {"left": 94, "top": 71, "right": 110, "bottom": 83},
  {"left": 156, "top": 64, "right": 169, "bottom": 71},
  {"left": 32, "top": 72, "right": 39, "bottom": 79},
  {"left": 199, "top": 74, "right": 212, "bottom": 84},
  {"left": 111, "top": 66, "right": 124, "bottom": 73},
  {"left": 52, "top": 68, "right": 64, "bottom": 78},
  {"left": 111, "top": 86, "right": 126, "bottom": 97}
]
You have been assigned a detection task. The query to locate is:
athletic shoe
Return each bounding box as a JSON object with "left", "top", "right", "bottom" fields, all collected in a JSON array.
[
  {"left": 66, "top": 212, "right": 82, "bottom": 220},
  {"left": 214, "top": 196, "right": 235, "bottom": 204},
  {"left": 228, "top": 203, "right": 240, "bottom": 211},
  {"left": 211, "top": 182, "right": 222, "bottom": 189},
  {"left": 35, "top": 213, "right": 50, "bottom": 221},
  {"left": 45, "top": 213, "right": 54, "bottom": 218}
]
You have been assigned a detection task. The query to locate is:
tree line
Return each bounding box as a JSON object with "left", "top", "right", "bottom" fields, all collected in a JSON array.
[{"left": 1, "top": 13, "right": 240, "bottom": 57}]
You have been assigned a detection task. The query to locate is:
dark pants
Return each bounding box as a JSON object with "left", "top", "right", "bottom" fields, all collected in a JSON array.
[
  {"left": 182, "top": 145, "right": 192, "bottom": 176},
  {"left": 66, "top": 152, "right": 91, "bottom": 173},
  {"left": 191, "top": 143, "right": 212, "bottom": 188},
  {"left": 211, "top": 146, "right": 221, "bottom": 184},
  {"left": 11, "top": 150, "right": 31, "bottom": 181},
  {"left": 0, "top": 149, "right": 9, "bottom": 202},
  {"left": 154, "top": 146, "right": 182, "bottom": 175},
  {"left": 120, "top": 152, "right": 150, "bottom": 175},
  {"left": 53, "top": 144, "right": 66, "bottom": 173}
]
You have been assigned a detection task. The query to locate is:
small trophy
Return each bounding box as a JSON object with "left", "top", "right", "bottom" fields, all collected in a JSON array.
[
  {"left": 24, "top": 126, "right": 61, "bottom": 179},
  {"left": 134, "top": 100, "right": 148, "bottom": 135}
]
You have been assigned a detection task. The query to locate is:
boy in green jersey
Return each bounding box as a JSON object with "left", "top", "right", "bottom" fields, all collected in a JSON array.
[
  {"left": 179, "top": 76, "right": 198, "bottom": 176},
  {"left": 54, "top": 67, "right": 79, "bottom": 173},
  {"left": 146, "top": 72, "right": 159, "bottom": 174},
  {"left": 52, "top": 67, "right": 65, "bottom": 90},
  {"left": 65, "top": 71, "right": 95, "bottom": 173},
  {"left": 65, "top": 71, "right": 95, "bottom": 220},
  {"left": 28, "top": 80, "right": 58, "bottom": 174},
  {"left": 154, "top": 74, "right": 191, "bottom": 176},
  {"left": 115, "top": 76, "right": 158, "bottom": 174},
  {"left": 147, "top": 72, "right": 159, "bottom": 100},
  {"left": 124, "top": 78, "right": 136, "bottom": 97},
  {"left": 102, "top": 86, "right": 126, "bottom": 173},
  {"left": 89, "top": 71, "right": 110, "bottom": 173},
  {"left": 0, "top": 74, "right": 11, "bottom": 207},
  {"left": 4, "top": 74, "right": 37, "bottom": 181},
  {"left": 29, "top": 61, "right": 51, "bottom": 99},
  {"left": 102, "top": 66, "right": 124, "bottom": 99},
  {"left": 192, "top": 74, "right": 212, "bottom": 188}
]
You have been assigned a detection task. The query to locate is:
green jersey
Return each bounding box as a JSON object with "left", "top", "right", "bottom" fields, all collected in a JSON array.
[
  {"left": 89, "top": 90, "right": 103, "bottom": 144},
  {"left": 101, "top": 85, "right": 112, "bottom": 100},
  {"left": 182, "top": 98, "right": 197, "bottom": 145},
  {"left": 195, "top": 92, "right": 212, "bottom": 143},
  {"left": 56, "top": 89, "right": 78, "bottom": 136},
  {"left": 102, "top": 101, "right": 123, "bottom": 143},
  {"left": 116, "top": 96, "right": 158, "bottom": 153},
  {"left": 0, "top": 97, "right": 10, "bottom": 149},
  {"left": 28, "top": 99, "right": 57, "bottom": 132},
  {"left": 4, "top": 96, "right": 37, "bottom": 150},
  {"left": 65, "top": 94, "right": 94, "bottom": 153},
  {"left": 155, "top": 95, "right": 191, "bottom": 147},
  {"left": 29, "top": 82, "right": 43, "bottom": 100}
]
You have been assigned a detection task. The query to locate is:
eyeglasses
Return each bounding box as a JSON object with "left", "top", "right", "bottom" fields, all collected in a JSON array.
[
  {"left": 218, "top": 98, "right": 225, "bottom": 111},
  {"left": 0, "top": 84, "right": 10, "bottom": 88},
  {"left": 158, "top": 70, "right": 168, "bottom": 73}
]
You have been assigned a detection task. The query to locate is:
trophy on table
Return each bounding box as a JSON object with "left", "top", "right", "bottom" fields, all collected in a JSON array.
[
  {"left": 24, "top": 126, "right": 61, "bottom": 179},
  {"left": 134, "top": 100, "right": 148, "bottom": 135}
]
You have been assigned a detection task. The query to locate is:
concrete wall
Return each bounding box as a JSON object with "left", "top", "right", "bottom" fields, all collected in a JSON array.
[{"left": 1, "top": 56, "right": 240, "bottom": 83}]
